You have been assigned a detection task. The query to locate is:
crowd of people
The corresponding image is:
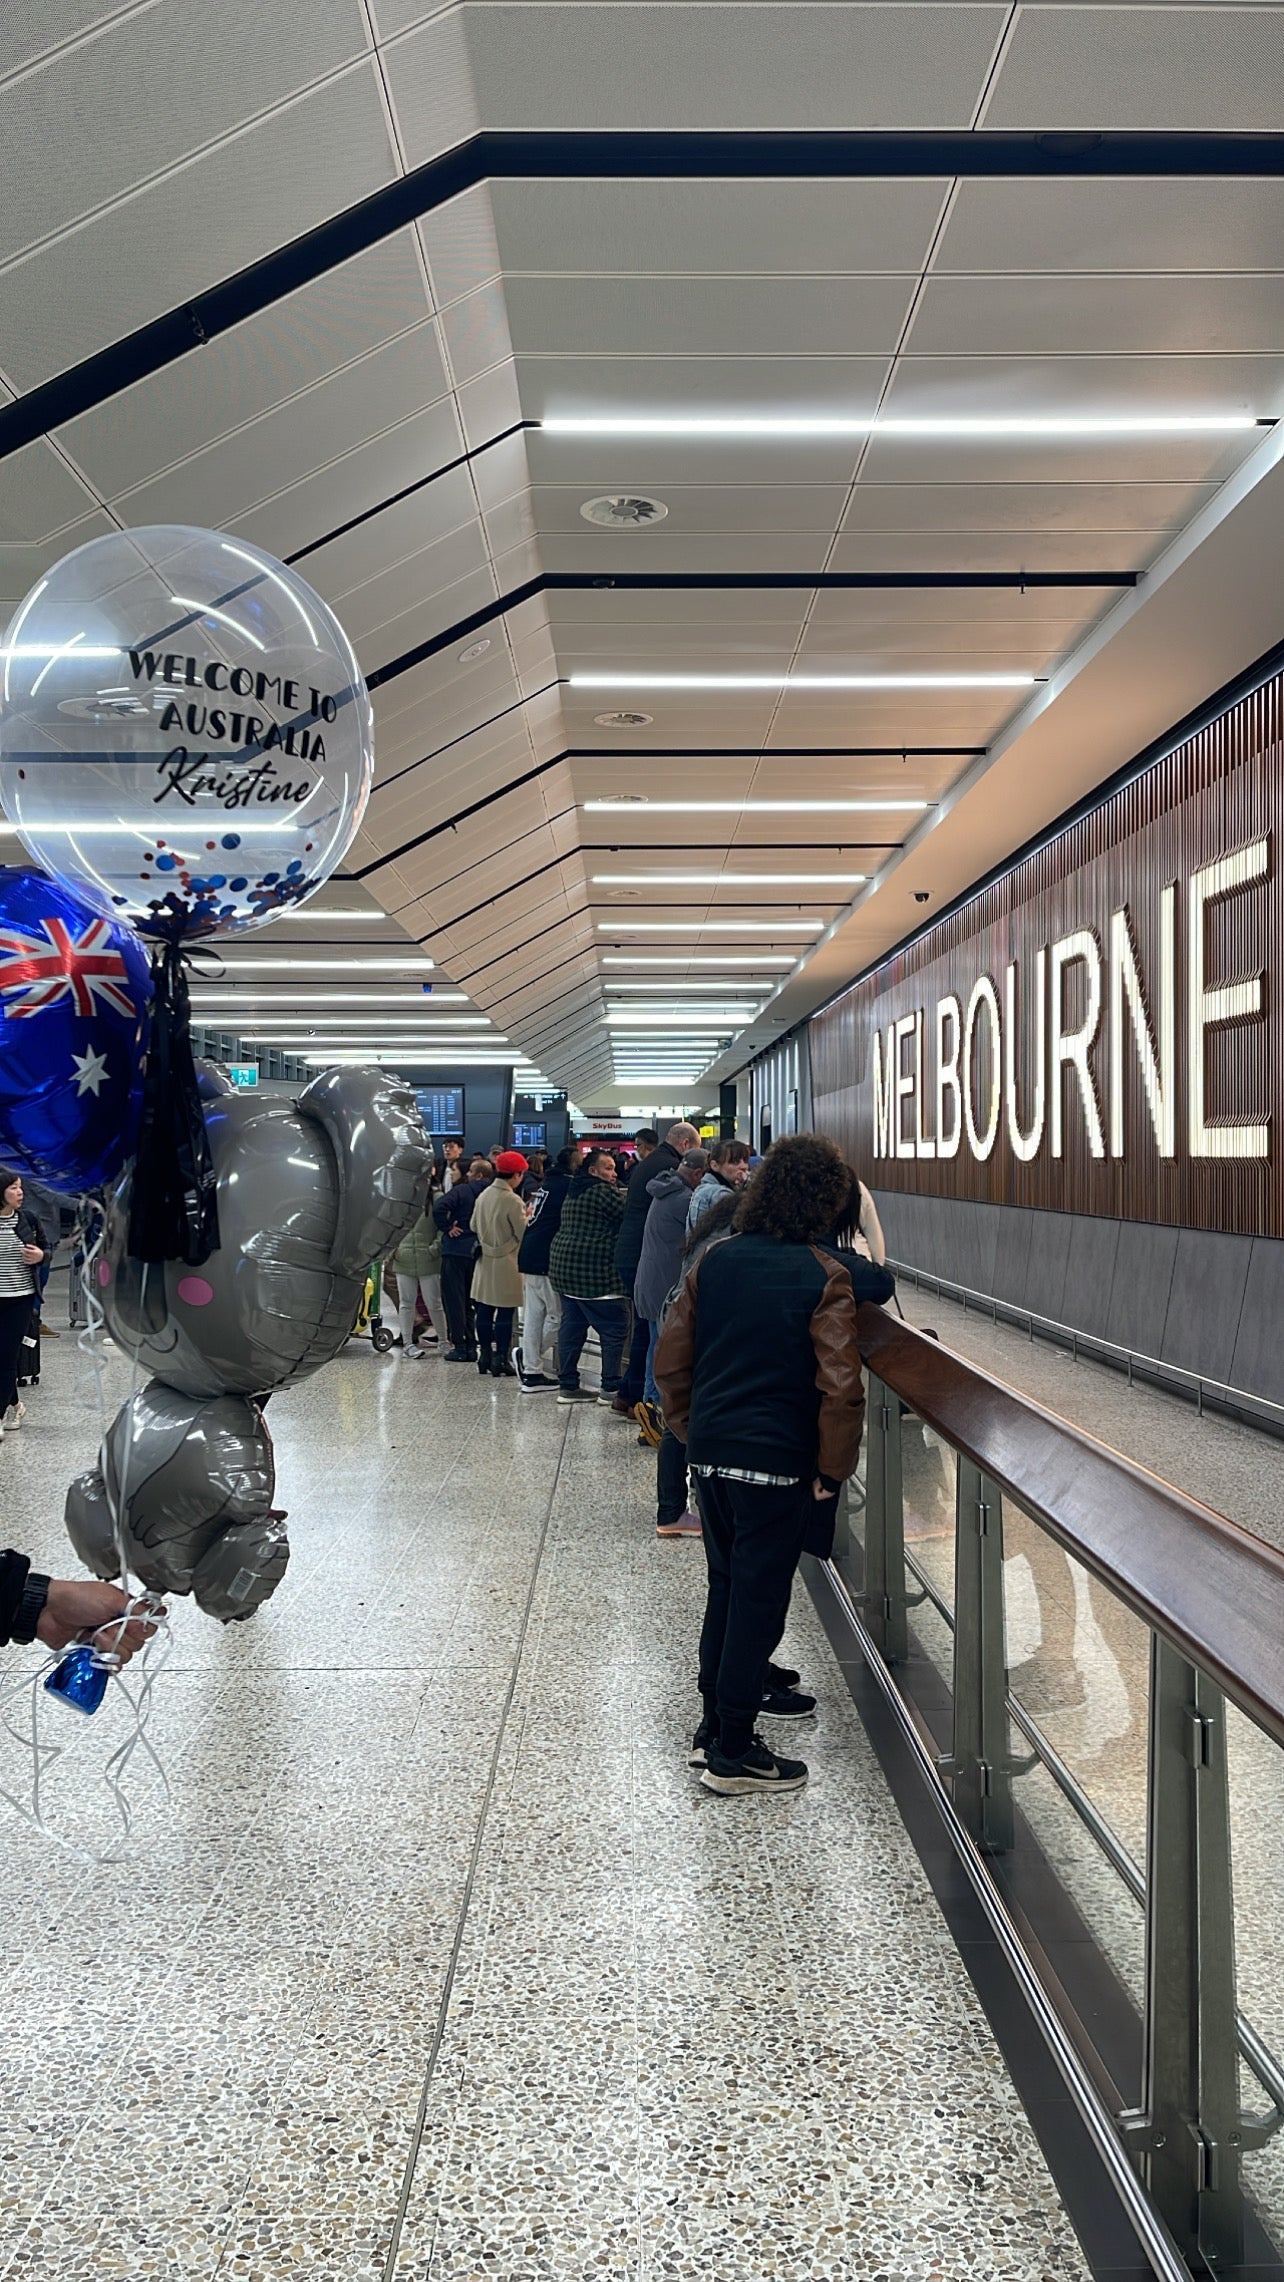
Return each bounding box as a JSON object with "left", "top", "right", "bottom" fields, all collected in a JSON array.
[
  {"left": 380, "top": 1122, "right": 896, "bottom": 1796},
  {"left": 1, "top": 1121, "right": 896, "bottom": 1802}
]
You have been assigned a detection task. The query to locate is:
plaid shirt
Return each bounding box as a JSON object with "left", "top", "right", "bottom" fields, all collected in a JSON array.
[{"left": 548, "top": 1176, "right": 628, "bottom": 1298}]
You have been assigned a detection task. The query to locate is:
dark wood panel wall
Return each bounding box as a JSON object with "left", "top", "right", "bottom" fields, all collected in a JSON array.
[{"left": 811, "top": 669, "right": 1284, "bottom": 1237}]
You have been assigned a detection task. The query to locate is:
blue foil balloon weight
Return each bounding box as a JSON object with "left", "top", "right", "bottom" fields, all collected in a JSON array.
[
  {"left": 44, "top": 1644, "right": 110, "bottom": 1715},
  {"left": 0, "top": 867, "right": 149, "bottom": 1193}
]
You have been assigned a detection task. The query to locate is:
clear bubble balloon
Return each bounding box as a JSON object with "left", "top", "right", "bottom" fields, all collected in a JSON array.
[{"left": 0, "top": 525, "right": 374, "bottom": 939}]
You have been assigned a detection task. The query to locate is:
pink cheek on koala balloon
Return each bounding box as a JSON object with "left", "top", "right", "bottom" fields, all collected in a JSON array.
[
  {"left": 176, "top": 1276, "right": 215, "bottom": 1308},
  {"left": 97, "top": 1262, "right": 112, "bottom": 1288}
]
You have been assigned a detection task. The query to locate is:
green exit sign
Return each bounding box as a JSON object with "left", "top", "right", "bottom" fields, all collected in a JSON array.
[{"left": 228, "top": 1064, "right": 259, "bottom": 1089}]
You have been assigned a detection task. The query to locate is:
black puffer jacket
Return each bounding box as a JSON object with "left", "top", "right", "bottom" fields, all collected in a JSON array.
[
  {"left": 615, "top": 1145, "right": 680, "bottom": 1285},
  {"left": 518, "top": 1173, "right": 570, "bottom": 1276}
]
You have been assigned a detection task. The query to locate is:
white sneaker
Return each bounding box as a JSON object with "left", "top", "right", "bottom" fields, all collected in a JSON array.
[
  {"left": 400, "top": 1344, "right": 425, "bottom": 1360},
  {"left": 4, "top": 1401, "right": 23, "bottom": 1429}
]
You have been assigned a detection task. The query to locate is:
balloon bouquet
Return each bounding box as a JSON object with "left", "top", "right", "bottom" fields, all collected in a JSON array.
[{"left": 0, "top": 528, "right": 431, "bottom": 1712}]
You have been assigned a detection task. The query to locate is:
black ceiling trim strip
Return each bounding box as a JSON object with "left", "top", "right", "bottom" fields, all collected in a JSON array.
[
  {"left": 428, "top": 850, "right": 583, "bottom": 932},
  {"left": 377, "top": 683, "right": 563, "bottom": 795},
  {"left": 365, "top": 566, "right": 1123, "bottom": 696},
  {"left": 356, "top": 750, "right": 573, "bottom": 880},
  {"left": 543, "top": 569, "right": 1134, "bottom": 593},
  {"left": 285, "top": 421, "right": 537, "bottom": 567},
  {"left": 413, "top": 806, "right": 578, "bottom": 898},
  {"left": 486, "top": 954, "right": 609, "bottom": 1013},
  {"left": 443, "top": 918, "right": 597, "bottom": 981},
  {"left": 7, "top": 130, "right": 1279, "bottom": 462},
  {"left": 567, "top": 745, "right": 983, "bottom": 759},
  {"left": 366, "top": 578, "right": 548, "bottom": 690}
]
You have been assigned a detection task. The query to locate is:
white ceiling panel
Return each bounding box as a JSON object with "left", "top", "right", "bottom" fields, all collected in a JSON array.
[
  {"left": 418, "top": 186, "right": 502, "bottom": 311},
  {"left": 537, "top": 534, "right": 830, "bottom": 574},
  {"left": 938, "top": 178, "right": 1284, "bottom": 275},
  {"left": 490, "top": 178, "right": 949, "bottom": 278},
  {"left": 525, "top": 434, "right": 868, "bottom": 488},
  {"left": 440, "top": 280, "right": 516, "bottom": 388},
  {"left": 229, "top": 397, "right": 463, "bottom": 563},
  {"left": 378, "top": 5, "right": 480, "bottom": 167},
  {"left": 331, "top": 535, "right": 496, "bottom": 654},
  {"left": 908, "top": 274, "right": 1284, "bottom": 359},
  {"left": 0, "top": 510, "right": 116, "bottom": 616},
  {"left": 882, "top": 353, "right": 1284, "bottom": 421},
  {"left": 504, "top": 277, "right": 917, "bottom": 359},
  {"left": 829, "top": 531, "right": 1145, "bottom": 574},
  {"left": 300, "top": 466, "right": 482, "bottom": 599},
  {"left": 448, "top": 4, "right": 1007, "bottom": 131},
  {"left": 455, "top": 361, "right": 524, "bottom": 449},
  {"left": 533, "top": 485, "right": 851, "bottom": 536},
  {"left": 985, "top": 7, "right": 1284, "bottom": 131},
  {"left": 112, "top": 322, "right": 450, "bottom": 525},
  {"left": 56, "top": 232, "right": 432, "bottom": 497},
  {"left": 0, "top": 437, "right": 103, "bottom": 542},
  {"left": 0, "top": 63, "right": 398, "bottom": 390},
  {"left": 855, "top": 431, "right": 1260, "bottom": 488},
  {"left": 841, "top": 480, "right": 1217, "bottom": 535},
  {"left": 0, "top": 2, "right": 141, "bottom": 82},
  {"left": 0, "top": 0, "right": 370, "bottom": 266}
]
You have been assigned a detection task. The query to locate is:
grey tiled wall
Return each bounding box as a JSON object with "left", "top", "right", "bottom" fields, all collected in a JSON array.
[{"left": 873, "top": 1191, "right": 1284, "bottom": 1410}]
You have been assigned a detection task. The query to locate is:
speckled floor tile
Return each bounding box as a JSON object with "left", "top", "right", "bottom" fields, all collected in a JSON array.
[{"left": 0, "top": 1336, "right": 1097, "bottom": 2282}]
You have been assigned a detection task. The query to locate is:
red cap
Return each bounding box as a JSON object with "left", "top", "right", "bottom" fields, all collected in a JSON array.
[{"left": 495, "top": 1150, "right": 529, "bottom": 1177}]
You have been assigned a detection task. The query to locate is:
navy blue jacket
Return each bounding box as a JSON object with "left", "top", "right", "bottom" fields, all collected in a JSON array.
[
  {"left": 518, "top": 1173, "right": 570, "bottom": 1276},
  {"left": 433, "top": 1178, "right": 486, "bottom": 1258}
]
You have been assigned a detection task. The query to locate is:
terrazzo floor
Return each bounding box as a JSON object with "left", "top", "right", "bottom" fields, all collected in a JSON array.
[{"left": 0, "top": 1323, "right": 1092, "bottom": 2282}]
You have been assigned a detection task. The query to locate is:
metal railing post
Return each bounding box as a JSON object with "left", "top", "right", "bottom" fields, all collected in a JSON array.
[
  {"left": 1123, "top": 1634, "right": 1250, "bottom": 2268},
  {"left": 945, "top": 1459, "right": 1014, "bottom": 1853},
  {"left": 862, "top": 1373, "right": 909, "bottom": 1662}
]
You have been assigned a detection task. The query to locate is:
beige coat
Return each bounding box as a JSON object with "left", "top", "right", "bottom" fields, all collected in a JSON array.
[{"left": 470, "top": 1179, "right": 526, "bottom": 1307}]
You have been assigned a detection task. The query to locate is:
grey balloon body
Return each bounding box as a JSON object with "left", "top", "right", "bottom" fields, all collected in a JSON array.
[
  {"left": 69, "top": 1061, "right": 430, "bottom": 1619},
  {"left": 65, "top": 1380, "right": 286, "bottom": 1621},
  {"left": 101, "top": 1063, "right": 431, "bottom": 1399}
]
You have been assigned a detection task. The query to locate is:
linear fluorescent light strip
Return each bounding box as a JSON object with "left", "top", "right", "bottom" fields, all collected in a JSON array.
[
  {"left": 574, "top": 673, "right": 1034, "bottom": 692},
  {"left": 212, "top": 957, "right": 435, "bottom": 973},
  {"left": 603, "top": 955, "right": 793, "bottom": 968},
  {"left": 593, "top": 871, "right": 866, "bottom": 885},
  {"left": 541, "top": 414, "right": 1262, "bottom": 438},
  {"left": 191, "top": 992, "right": 471, "bottom": 1008},
  {"left": 597, "top": 921, "right": 822, "bottom": 934},
  {"left": 606, "top": 981, "right": 769, "bottom": 993},
  {"left": 585, "top": 799, "right": 930, "bottom": 814}
]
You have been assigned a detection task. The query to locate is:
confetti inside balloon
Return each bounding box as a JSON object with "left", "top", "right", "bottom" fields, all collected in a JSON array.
[
  {"left": 0, "top": 866, "right": 149, "bottom": 1191},
  {"left": 0, "top": 525, "right": 374, "bottom": 940}
]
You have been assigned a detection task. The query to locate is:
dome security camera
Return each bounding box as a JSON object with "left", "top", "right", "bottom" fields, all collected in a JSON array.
[{"left": 913, "top": 891, "right": 931, "bottom": 905}]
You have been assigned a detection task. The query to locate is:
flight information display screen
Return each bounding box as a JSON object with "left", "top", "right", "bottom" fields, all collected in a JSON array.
[{"left": 415, "top": 1086, "right": 464, "bottom": 1135}]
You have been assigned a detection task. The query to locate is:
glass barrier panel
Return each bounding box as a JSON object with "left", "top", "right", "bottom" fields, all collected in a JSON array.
[{"left": 1225, "top": 1698, "right": 1284, "bottom": 2247}]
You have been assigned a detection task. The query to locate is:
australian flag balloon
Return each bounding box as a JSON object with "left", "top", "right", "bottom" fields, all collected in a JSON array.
[{"left": 0, "top": 867, "right": 150, "bottom": 1193}]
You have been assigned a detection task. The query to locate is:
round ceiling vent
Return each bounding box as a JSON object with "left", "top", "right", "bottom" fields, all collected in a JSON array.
[
  {"left": 606, "top": 889, "right": 643, "bottom": 900},
  {"left": 457, "top": 638, "right": 491, "bottom": 663},
  {"left": 580, "top": 494, "right": 668, "bottom": 528},
  {"left": 593, "top": 711, "right": 653, "bottom": 729}
]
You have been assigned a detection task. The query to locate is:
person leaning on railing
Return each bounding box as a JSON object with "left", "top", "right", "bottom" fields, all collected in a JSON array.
[{"left": 655, "top": 1133, "right": 894, "bottom": 1798}]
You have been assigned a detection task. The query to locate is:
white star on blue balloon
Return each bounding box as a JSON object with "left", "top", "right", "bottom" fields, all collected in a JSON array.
[{"left": 71, "top": 1046, "right": 109, "bottom": 1098}]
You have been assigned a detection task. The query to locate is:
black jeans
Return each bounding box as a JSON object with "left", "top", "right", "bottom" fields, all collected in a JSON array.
[
  {"left": 440, "top": 1253, "right": 475, "bottom": 1353},
  {"left": 696, "top": 1473, "right": 811, "bottom": 1760},
  {"left": 474, "top": 1303, "right": 515, "bottom": 1360},
  {"left": 0, "top": 1294, "right": 32, "bottom": 1411},
  {"left": 657, "top": 1426, "right": 688, "bottom": 1525},
  {"left": 620, "top": 1294, "right": 650, "bottom": 1407}
]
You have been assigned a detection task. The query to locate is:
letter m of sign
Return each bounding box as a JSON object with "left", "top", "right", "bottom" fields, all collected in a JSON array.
[{"left": 871, "top": 1022, "right": 896, "bottom": 1159}]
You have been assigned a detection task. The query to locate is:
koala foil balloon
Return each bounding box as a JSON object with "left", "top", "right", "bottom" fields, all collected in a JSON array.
[{"left": 68, "top": 1062, "right": 431, "bottom": 1620}]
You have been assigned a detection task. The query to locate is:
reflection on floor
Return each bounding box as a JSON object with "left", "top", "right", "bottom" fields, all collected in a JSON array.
[
  {"left": 0, "top": 1332, "right": 1088, "bottom": 2280},
  {"left": 894, "top": 1283, "right": 1284, "bottom": 2245}
]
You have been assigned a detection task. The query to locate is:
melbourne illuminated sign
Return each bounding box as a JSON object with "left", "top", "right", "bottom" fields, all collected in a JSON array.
[{"left": 870, "top": 837, "right": 1270, "bottom": 1168}]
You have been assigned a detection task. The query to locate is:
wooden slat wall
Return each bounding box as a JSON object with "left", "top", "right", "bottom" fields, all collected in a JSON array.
[{"left": 811, "top": 669, "right": 1283, "bottom": 1237}]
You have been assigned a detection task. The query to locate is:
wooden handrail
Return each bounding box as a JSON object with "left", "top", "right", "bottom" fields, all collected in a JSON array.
[{"left": 856, "top": 1303, "right": 1284, "bottom": 1752}]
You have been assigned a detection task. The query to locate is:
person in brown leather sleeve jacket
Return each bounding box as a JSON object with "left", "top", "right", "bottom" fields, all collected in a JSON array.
[{"left": 656, "top": 1133, "right": 889, "bottom": 1797}]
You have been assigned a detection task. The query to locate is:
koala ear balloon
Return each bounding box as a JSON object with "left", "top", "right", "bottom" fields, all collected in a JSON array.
[{"left": 297, "top": 1066, "right": 432, "bottom": 1276}]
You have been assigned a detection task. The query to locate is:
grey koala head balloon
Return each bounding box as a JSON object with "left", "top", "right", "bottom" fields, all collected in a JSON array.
[{"left": 68, "top": 1061, "right": 431, "bottom": 1620}]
